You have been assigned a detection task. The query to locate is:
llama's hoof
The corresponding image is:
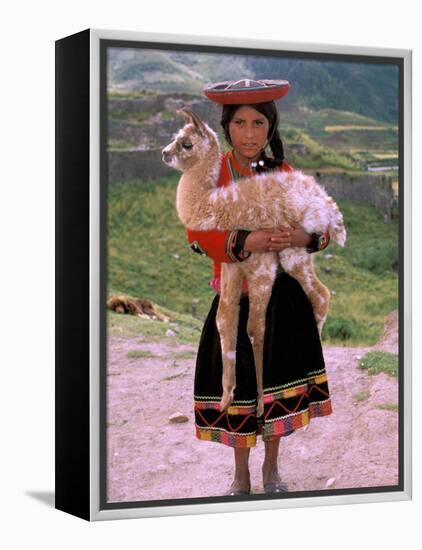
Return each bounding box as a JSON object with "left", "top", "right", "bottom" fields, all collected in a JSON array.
[
  {"left": 315, "top": 315, "right": 327, "bottom": 336},
  {"left": 219, "top": 392, "right": 233, "bottom": 411}
]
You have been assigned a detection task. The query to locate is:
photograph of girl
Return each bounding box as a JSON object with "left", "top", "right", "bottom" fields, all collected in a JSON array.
[{"left": 105, "top": 46, "right": 400, "bottom": 504}]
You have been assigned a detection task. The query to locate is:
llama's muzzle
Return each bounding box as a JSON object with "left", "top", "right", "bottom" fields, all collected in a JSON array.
[{"left": 162, "top": 146, "right": 173, "bottom": 164}]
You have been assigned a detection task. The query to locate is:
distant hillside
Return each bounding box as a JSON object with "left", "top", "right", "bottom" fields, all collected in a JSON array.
[
  {"left": 247, "top": 57, "right": 399, "bottom": 124},
  {"left": 108, "top": 48, "right": 399, "bottom": 124},
  {"left": 108, "top": 48, "right": 251, "bottom": 95}
]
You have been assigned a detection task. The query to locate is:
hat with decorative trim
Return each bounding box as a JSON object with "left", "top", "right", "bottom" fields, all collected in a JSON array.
[{"left": 203, "top": 78, "right": 291, "bottom": 105}]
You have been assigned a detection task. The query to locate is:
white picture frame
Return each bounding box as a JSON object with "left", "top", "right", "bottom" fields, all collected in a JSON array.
[{"left": 55, "top": 28, "right": 412, "bottom": 521}]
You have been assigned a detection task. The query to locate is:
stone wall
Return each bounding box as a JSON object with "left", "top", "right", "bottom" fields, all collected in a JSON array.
[
  {"left": 109, "top": 96, "right": 166, "bottom": 114},
  {"left": 108, "top": 149, "right": 173, "bottom": 183},
  {"left": 314, "top": 171, "right": 395, "bottom": 223},
  {"left": 108, "top": 93, "right": 221, "bottom": 183},
  {"left": 108, "top": 95, "right": 220, "bottom": 150}
]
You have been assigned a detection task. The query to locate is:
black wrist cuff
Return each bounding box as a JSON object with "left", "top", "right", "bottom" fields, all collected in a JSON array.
[
  {"left": 306, "top": 232, "right": 320, "bottom": 254},
  {"left": 306, "top": 231, "right": 329, "bottom": 254},
  {"left": 228, "top": 230, "right": 252, "bottom": 261}
]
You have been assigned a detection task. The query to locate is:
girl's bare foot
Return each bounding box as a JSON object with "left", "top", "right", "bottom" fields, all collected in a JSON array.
[
  {"left": 262, "top": 463, "right": 288, "bottom": 493},
  {"left": 228, "top": 447, "right": 251, "bottom": 495},
  {"left": 227, "top": 474, "right": 251, "bottom": 495}
]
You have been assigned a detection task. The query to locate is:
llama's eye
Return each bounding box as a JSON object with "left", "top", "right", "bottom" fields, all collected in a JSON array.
[{"left": 182, "top": 142, "right": 193, "bottom": 149}]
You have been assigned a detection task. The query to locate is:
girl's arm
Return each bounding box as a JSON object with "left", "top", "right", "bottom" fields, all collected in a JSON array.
[{"left": 186, "top": 228, "right": 251, "bottom": 263}]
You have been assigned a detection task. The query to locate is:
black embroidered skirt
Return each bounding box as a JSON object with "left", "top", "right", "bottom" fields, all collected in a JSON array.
[{"left": 194, "top": 271, "right": 332, "bottom": 448}]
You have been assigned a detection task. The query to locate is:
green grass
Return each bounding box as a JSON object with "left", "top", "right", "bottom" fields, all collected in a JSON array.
[
  {"left": 107, "top": 308, "right": 203, "bottom": 346},
  {"left": 280, "top": 108, "right": 398, "bottom": 156},
  {"left": 109, "top": 110, "right": 152, "bottom": 124},
  {"left": 283, "top": 107, "right": 385, "bottom": 132},
  {"left": 127, "top": 350, "right": 156, "bottom": 359},
  {"left": 109, "top": 138, "right": 137, "bottom": 150},
  {"left": 376, "top": 403, "right": 399, "bottom": 412},
  {"left": 278, "top": 108, "right": 398, "bottom": 173},
  {"left": 108, "top": 89, "right": 157, "bottom": 99},
  {"left": 108, "top": 175, "right": 216, "bottom": 321},
  {"left": 161, "top": 110, "right": 177, "bottom": 120},
  {"left": 317, "top": 200, "right": 398, "bottom": 344},
  {"left": 358, "top": 351, "right": 399, "bottom": 377},
  {"left": 354, "top": 390, "right": 371, "bottom": 402},
  {"left": 172, "top": 350, "right": 197, "bottom": 359},
  {"left": 283, "top": 127, "right": 359, "bottom": 170},
  {"left": 107, "top": 174, "right": 398, "bottom": 346}
]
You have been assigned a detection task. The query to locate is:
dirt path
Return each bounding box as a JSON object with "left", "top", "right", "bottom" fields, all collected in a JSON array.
[{"left": 106, "top": 313, "right": 399, "bottom": 503}]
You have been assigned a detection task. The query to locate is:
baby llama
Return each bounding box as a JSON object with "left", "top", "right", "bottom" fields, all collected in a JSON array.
[{"left": 162, "top": 109, "right": 346, "bottom": 416}]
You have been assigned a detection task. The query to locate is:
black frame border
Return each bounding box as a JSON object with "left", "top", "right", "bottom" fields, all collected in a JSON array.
[{"left": 55, "top": 28, "right": 91, "bottom": 521}]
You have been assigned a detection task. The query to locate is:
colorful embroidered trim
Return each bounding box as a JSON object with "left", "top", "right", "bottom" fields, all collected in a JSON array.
[
  {"left": 189, "top": 239, "right": 206, "bottom": 255},
  {"left": 194, "top": 372, "right": 332, "bottom": 448},
  {"left": 225, "top": 230, "right": 239, "bottom": 261},
  {"left": 195, "top": 427, "right": 256, "bottom": 448}
]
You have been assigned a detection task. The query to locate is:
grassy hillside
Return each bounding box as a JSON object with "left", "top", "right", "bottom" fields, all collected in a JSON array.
[
  {"left": 107, "top": 174, "right": 398, "bottom": 346},
  {"left": 107, "top": 92, "right": 398, "bottom": 172},
  {"left": 281, "top": 107, "right": 398, "bottom": 152},
  {"left": 107, "top": 175, "right": 215, "bottom": 320}
]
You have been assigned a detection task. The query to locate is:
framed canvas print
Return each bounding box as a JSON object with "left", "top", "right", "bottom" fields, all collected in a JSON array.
[{"left": 55, "top": 28, "right": 412, "bottom": 521}]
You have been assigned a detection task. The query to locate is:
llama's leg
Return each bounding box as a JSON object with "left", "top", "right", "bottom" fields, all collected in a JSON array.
[
  {"left": 217, "top": 263, "right": 244, "bottom": 411},
  {"left": 279, "top": 249, "right": 330, "bottom": 334},
  {"left": 312, "top": 280, "right": 331, "bottom": 334},
  {"left": 244, "top": 256, "right": 277, "bottom": 417}
]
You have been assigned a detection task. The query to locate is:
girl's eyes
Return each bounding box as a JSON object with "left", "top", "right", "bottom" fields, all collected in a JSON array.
[{"left": 233, "top": 120, "right": 264, "bottom": 126}]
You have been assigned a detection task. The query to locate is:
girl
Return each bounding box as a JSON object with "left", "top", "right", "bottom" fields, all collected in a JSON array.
[{"left": 187, "top": 79, "right": 332, "bottom": 495}]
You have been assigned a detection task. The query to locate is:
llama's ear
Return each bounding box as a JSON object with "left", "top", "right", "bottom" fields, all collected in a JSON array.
[
  {"left": 177, "top": 109, "right": 206, "bottom": 135},
  {"left": 176, "top": 108, "right": 192, "bottom": 123},
  {"left": 189, "top": 111, "right": 206, "bottom": 133}
]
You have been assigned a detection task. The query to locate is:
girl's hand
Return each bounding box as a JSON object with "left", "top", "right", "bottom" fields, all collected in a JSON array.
[
  {"left": 244, "top": 224, "right": 312, "bottom": 253},
  {"left": 284, "top": 223, "right": 313, "bottom": 249}
]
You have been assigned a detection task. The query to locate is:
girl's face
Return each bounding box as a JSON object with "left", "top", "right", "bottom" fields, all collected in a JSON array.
[{"left": 228, "top": 105, "right": 270, "bottom": 165}]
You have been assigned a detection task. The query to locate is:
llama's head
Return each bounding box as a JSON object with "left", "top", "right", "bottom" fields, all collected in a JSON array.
[{"left": 162, "top": 109, "right": 220, "bottom": 172}]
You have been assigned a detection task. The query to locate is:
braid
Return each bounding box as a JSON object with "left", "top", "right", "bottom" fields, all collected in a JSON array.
[{"left": 255, "top": 128, "right": 285, "bottom": 173}]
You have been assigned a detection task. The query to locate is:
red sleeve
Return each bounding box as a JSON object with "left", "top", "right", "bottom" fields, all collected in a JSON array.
[
  {"left": 186, "top": 228, "right": 235, "bottom": 263},
  {"left": 280, "top": 160, "right": 295, "bottom": 173}
]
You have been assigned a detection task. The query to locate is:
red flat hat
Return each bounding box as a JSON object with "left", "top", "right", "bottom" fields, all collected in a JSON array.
[{"left": 203, "top": 78, "right": 291, "bottom": 105}]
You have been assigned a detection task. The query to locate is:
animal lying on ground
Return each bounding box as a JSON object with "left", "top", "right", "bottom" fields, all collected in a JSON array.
[
  {"left": 162, "top": 109, "right": 346, "bottom": 416},
  {"left": 107, "top": 295, "right": 170, "bottom": 322}
]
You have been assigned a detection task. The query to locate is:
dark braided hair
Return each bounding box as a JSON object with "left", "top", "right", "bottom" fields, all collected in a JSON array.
[{"left": 220, "top": 101, "right": 285, "bottom": 173}]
